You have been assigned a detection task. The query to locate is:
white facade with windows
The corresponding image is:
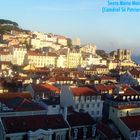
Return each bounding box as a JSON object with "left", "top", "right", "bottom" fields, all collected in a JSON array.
[
  {"left": 73, "top": 95, "right": 103, "bottom": 119},
  {"left": 10, "top": 46, "right": 27, "bottom": 65}
]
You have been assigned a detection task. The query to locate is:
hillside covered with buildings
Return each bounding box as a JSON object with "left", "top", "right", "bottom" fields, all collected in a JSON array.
[{"left": 0, "top": 20, "right": 140, "bottom": 140}]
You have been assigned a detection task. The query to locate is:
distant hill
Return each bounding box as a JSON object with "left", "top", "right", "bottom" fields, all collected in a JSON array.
[
  {"left": 0, "top": 19, "right": 18, "bottom": 26},
  {"left": 0, "top": 19, "right": 30, "bottom": 35}
]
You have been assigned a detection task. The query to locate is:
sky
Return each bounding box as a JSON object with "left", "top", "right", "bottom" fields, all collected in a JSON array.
[{"left": 0, "top": 0, "right": 140, "bottom": 55}]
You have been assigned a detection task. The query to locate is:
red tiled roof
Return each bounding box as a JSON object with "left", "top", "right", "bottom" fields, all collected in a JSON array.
[
  {"left": 123, "top": 88, "right": 138, "bottom": 96},
  {"left": 55, "top": 35, "right": 66, "bottom": 39},
  {"left": 67, "top": 112, "right": 95, "bottom": 127},
  {"left": 49, "top": 77, "right": 56, "bottom": 82},
  {"left": 0, "top": 51, "right": 10, "bottom": 55},
  {"left": 130, "top": 68, "right": 140, "bottom": 76},
  {"left": 71, "top": 87, "right": 97, "bottom": 96},
  {"left": 0, "top": 61, "right": 11, "bottom": 65},
  {"left": 2, "top": 114, "right": 69, "bottom": 133},
  {"left": 26, "top": 69, "right": 50, "bottom": 73},
  {"left": 97, "top": 123, "right": 120, "bottom": 139},
  {"left": 27, "top": 50, "right": 45, "bottom": 56},
  {"left": 15, "top": 98, "right": 45, "bottom": 111},
  {"left": 99, "top": 76, "right": 116, "bottom": 81},
  {"left": 0, "top": 96, "right": 44, "bottom": 112},
  {"left": 47, "top": 52, "right": 58, "bottom": 57},
  {"left": 113, "top": 104, "right": 140, "bottom": 110},
  {"left": 55, "top": 77, "right": 73, "bottom": 81},
  {"left": 95, "top": 84, "right": 116, "bottom": 92},
  {"left": 92, "top": 65, "right": 108, "bottom": 69},
  {"left": 33, "top": 83, "right": 60, "bottom": 94},
  {"left": 0, "top": 92, "right": 32, "bottom": 100},
  {"left": 41, "top": 83, "right": 60, "bottom": 94},
  {"left": 120, "top": 115, "right": 140, "bottom": 131}
]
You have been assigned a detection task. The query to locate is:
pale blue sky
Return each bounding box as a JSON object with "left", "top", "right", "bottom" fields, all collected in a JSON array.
[{"left": 0, "top": 0, "right": 140, "bottom": 54}]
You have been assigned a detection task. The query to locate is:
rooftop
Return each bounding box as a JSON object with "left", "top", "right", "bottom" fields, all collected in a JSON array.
[
  {"left": 67, "top": 112, "right": 95, "bottom": 127},
  {"left": 2, "top": 114, "right": 69, "bottom": 133},
  {"left": 71, "top": 87, "right": 97, "bottom": 96},
  {"left": 120, "top": 115, "right": 140, "bottom": 131},
  {"left": 97, "top": 123, "right": 120, "bottom": 139}
]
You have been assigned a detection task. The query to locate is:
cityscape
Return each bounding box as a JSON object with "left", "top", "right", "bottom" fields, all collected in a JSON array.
[{"left": 0, "top": 0, "right": 140, "bottom": 140}]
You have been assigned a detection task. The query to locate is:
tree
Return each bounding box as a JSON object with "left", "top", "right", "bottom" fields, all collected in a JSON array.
[{"left": 67, "top": 38, "right": 72, "bottom": 47}]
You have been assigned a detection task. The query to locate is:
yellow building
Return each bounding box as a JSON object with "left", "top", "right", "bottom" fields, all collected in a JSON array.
[
  {"left": 26, "top": 51, "right": 57, "bottom": 68},
  {"left": 66, "top": 48, "right": 82, "bottom": 68}
]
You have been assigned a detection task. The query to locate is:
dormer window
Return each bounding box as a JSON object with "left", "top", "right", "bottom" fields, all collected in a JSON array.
[
  {"left": 97, "top": 96, "right": 101, "bottom": 100},
  {"left": 37, "top": 135, "right": 44, "bottom": 140},
  {"left": 136, "top": 95, "right": 138, "bottom": 99},
  {"left": 123, "top": 96, "right": 126, "bottom": 100},
  {"left": 137, "top": 130, "right": 140, "bottom": 137},
  {"left": 127, "top": 96, "right": 130, "bottom": 99},
  {"left": 86, "top": 96, "right": 90, "bottom": 101},
  {"left": 131, "top": 96, "right": 134, "bottom": 100},
  {"left": 130, "top": 131, "right": 136, "bottom": 138},
  {"left": 92, "top": 96, "right": 95, "bottom": 100}
]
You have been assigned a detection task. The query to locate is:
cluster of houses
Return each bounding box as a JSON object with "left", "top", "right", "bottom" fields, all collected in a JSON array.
[
  {"left": 0, "top": 30, "right": 140, "bottom": 140},
  {"left": 0, "top": 62, "right": 139, "bottom": 140}
]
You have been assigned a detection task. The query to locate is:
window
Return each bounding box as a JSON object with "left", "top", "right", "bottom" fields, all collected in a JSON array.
[
  {"left": 92, "top": 103, "right": 95, "bottom": 107},
  {"left": 38, "top": 138, "right": 43, "bottom": 140},
  {"left": 38, "top": 136, "right": 44, "bottom": 140},
  {"left": 131, "top": 96, "right": 134, "bottom": 100},
  {"left": 52, "top": 105, "right": 56, "bottom": 108},
  {"left": 75, "top": 104, "right": 78, "bottom": 109},
  {"left": 136, "top": 95, "right": 138, "bottom": 99},
  {"left": 127, "top": 96, "right": 130, "bottom": 99},
  {"left": 96, "top": 110, "right": 100, "bottom": 115},
  {"left": 137, "top": 131, "right": 140, "bottom": 137},
  {"left": 81, "top": 104, "right": 84, "bottom": 108},
  {"left": 73, "top": 129, "right": 78, "bottom": 139},
  {"left": 130, "top": 131, "right": 135, "bottom": 138},
  {"left": 123, "top": 96, "right": 126, "bottom": 100},
  {"left": 92, "top": 111, "right": 94, "bottom": 115},
  {"left": 92, "top": 96, "right": 95, "bottom": 100},
  {"left": 97, "top": 96, "right": 101, "bottom": 100},
  {"left": 97, "top": 102, "right": 100, "bottom": 107},
  {"left": 56, "top": 135, "right": 60, "bottom": 140},
  {"left": 86, "top": 103, "right": 89, "bottom": 108},
  {"left": 86, "top": 96, "right": 90, "bottom": 101}
]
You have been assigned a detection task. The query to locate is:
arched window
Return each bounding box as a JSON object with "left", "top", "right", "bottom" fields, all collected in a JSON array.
[{"left": 56, "top": 135, "right": 60, "bottom": 140}]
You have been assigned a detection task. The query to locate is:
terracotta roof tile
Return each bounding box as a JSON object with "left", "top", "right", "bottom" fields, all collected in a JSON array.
[
  {"left": 95, "top": 84, "right": 116, "bottom": 92},
  {"left": 33, "top": 83, "right": 60, "bottom": 94},
  {"left": 0, "top": 92, "right": 32, "bottom": 100},
  {"left": 2, "top": 114, "right": 69, "bottom": 133},
  {"left": 71, "top": 87, "right": 97, "bottom": 96},
  {"left": 97, "top": 123, "right": 120, "bottom": 139},
  {"left": 120, "top": 115, "right": 140, "bottom": 131},
  {"left": 67, "top": 112, "right": 95, "bottom": 127},
  {"left": 113, "top": 104, "right": 140, "bottom": 110}
]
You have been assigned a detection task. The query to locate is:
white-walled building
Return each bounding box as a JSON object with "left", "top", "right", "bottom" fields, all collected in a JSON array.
[
  {"left": 0, "top": 51, "right": 12, "bottom": 62},
  {"left": 26, "top": 50, "right": 57, "bottom": 68},
  {"left": 72, "top": 38, "right": 81, "bottom": 46},
  {"left": 80, "top": 44, "right": 96, "bottom": 55},
  {"left": 57, "top": 36, "right": 67, "bottom": 46},
  {"left": 71, "top": 87, "right": 103, "bottom": 119},
  {"left": 0, "top": 114, "right": 69, "bottom": 140},
  {"left": 82, "top": 54, "right": 107, "bottom": 67},
  {"left": 57, "top": 55, "right": 67, "bottom": 68},
  {"left": 109, "top": 104, "right": 140, "bottom": 140},
  {"left": 9, "top": 46, "right": 27, "bottom": 65}
]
